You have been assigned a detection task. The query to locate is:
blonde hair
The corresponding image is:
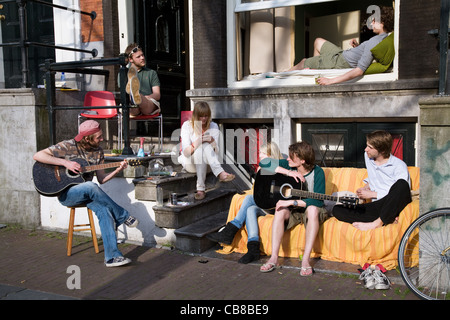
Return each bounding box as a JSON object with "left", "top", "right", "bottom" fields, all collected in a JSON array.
[
  {"left": 191, "top": 101, "right": 212, "bottom": 135},
  {"left": 260, "top": 142, "right": 283, "bottom": 159}
]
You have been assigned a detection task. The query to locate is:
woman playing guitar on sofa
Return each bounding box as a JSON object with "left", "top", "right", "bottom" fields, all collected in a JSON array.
[
  {"left": 207, "top": 142, "right": 304, "bottom": 265},
  {"left": 259, "top": 141, "right": 328, "bottom": 276}
]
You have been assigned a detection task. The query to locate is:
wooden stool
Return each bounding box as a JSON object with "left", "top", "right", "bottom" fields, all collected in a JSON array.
[{"left": 67, "top": 205, "right": 100, "bottom": 256}]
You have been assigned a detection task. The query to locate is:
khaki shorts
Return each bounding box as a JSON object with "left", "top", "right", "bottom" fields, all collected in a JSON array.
[
  {"left": 304, "top": 41, "right": 351, "bottom": 69},
  {"left": 286, "top": 206, "right": 329, "bottom": 230}
]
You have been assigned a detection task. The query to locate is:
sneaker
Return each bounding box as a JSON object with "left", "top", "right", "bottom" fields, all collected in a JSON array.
[
  {"left": 124, "top": 216, "right": 139, "bottom": 228},
  {"left": 359, "top": 267, "right": 373, "bottom": 287},
  {"left": 372, "top": 269, "right": 391, "bottom": 290},
  {"left": 126, "top": 65, "right": 138, "bottom": 94},
  {"left": 105, "top": 256, "right": 131, "bottom": 267},
  {"left": 129, "top": 77, "right": 142, "bottom": 105}
]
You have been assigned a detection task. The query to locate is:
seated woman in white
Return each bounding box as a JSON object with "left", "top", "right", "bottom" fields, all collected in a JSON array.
[{"left": 178, "top": 101, "right": 235, "bottom": 200}]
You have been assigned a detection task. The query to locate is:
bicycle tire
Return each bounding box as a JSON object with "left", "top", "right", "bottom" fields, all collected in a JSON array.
[{"left": 398, "top": 207, "right": 450, "bottom": 300}]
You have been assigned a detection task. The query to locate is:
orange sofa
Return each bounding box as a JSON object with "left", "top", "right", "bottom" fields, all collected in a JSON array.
[{"left": 218, "top": 167, "right": 420, "bottom": 270}]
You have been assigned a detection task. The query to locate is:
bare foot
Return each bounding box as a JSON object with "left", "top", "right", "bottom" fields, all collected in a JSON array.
[{"left": 352, "top": 220, "right": 383, "bottom": 231}]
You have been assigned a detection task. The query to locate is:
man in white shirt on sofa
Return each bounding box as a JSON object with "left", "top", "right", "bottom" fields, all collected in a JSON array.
[{"left": 332, "top": 130, "right": 412, "bottom": 231}]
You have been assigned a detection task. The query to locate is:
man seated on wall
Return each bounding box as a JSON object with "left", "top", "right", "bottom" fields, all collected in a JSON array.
[{"left": 288, "top": 6, "right": 394, "bottom": 85}]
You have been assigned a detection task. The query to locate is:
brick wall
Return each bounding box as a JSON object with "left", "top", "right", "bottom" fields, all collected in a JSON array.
[
  {"left": 80, "top": 0, "right": 104, "bottom": 43},
  {"left": 101, "top": 0, "right": 120, "bottom": 91},
  {"left": 192, "top": 0, "right": 227, "bottom": 88},
  {"left": 399, "top": 0, "right": 440, "bottom": 79}
]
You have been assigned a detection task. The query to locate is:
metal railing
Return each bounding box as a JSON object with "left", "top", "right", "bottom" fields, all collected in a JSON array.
[
  {"left": 428, "top": 0, "right": 450, "bottom": 95},
  {"left": 41, "top": 55, "right": 134, "bottom": 155},
  {"left": 0, "top": 0, "right": 98, "bottom": 88}
]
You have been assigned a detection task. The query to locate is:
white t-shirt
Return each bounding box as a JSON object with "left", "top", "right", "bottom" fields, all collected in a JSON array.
[{"left": 178, "top": 120, "right": 220, "bottom": 165}]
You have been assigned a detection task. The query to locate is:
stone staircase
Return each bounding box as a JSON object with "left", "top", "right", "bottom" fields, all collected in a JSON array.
[{"left": 129, "top": 154, "right": 249, "bottom": 254}]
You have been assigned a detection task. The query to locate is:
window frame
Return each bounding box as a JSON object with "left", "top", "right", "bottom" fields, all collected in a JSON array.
[
  {"left": 234, "top": 0, "right": 337, "bottom": 12},
  {"left": 226, "top": 0, "right": 400, "bottom": 88}
]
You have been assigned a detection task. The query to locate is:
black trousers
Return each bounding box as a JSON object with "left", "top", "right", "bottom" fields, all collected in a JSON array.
[{"left": 332, "top": 179, "right": 412, "bottom": 225}]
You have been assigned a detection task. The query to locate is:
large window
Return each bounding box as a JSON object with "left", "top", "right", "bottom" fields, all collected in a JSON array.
[
  {"left": 302, "top": 122, "right": 416, "bottom": 168},
  {"left": 227, "top": 0, "right": 400, "bottom": 88}
]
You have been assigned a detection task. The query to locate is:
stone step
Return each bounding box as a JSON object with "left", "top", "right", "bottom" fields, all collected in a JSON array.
[
  {"left": 174, "top": 210, "right": 228, "bottom": 253},
  {"left": 133, "top": 171, "right": 217, "bottom": 201},
  {"left": 153, "top": 188, "right": 236, "bottom": 229}
]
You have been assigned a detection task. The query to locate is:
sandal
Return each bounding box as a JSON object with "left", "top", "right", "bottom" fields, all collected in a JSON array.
[
  {"left": 219, "top": 173, "right": 235, "bottom": 183},
  {"left": 194, "top": 191, "right": 206, "bottom": 200},
  {"left": 300, "top": 266, "right": 314, "bottom": 277},
  {"left": 260, "top": 262, "right": 279, "bottom": 273}
]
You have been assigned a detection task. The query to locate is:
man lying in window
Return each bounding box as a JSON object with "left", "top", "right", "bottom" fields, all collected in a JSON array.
[{"left": 288, "top": 6, "right": 394, "bottom": 85}]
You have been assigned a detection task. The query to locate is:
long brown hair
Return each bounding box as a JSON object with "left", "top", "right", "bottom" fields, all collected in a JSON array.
[
  {"left": 190, "top": 101, "right": 212, "bottom": 135},
  {"left": 78, "top": 132, "right": 101, "bottom": 151}
]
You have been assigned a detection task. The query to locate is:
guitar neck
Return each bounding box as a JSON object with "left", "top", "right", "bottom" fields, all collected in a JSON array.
[
  {"left": 81, "top": 162, "right": 122, "bottom": 173},
  {"left": 291, "top": 189, "right": 338, "bottom": 202}
]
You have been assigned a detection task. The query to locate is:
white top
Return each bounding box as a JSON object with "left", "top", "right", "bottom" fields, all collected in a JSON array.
[
  {"left": 178, "top": 120, "right": 220, "bottom": 165},
  {"left": 364, "top": 152, "right": 410, "bottom": 201}
]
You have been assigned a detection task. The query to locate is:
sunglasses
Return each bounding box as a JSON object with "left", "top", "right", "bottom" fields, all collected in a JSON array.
[{"left": 128, "top": 46, "right": 142, "bottom": 58}]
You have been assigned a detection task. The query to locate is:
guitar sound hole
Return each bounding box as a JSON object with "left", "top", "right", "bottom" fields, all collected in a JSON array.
[
  {"left": 66, "top": 169, "right": 80, "bottom": 179},
  {"left": 280, "top": 185, "right": 292, "bottom": 198}
]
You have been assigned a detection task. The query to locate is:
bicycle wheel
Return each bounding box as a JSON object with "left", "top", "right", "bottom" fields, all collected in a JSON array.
[{"left": 398, "top": 207, "right": 450, "bottom": 300}]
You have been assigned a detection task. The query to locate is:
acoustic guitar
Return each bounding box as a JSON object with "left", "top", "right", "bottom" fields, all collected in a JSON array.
[
  {"left": 253, "top": 170, "right": 360, "bottom": 210},
  {"left": 32, "top": 158, "right": 142, "bottom": 196}
]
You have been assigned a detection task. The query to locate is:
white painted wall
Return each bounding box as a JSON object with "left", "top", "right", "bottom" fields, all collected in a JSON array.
[
  {"left": 53, "top": 0, "right": 105, "bottom": 90},
  {"left": 118, "top": 0, "right": 135, "bottom": 53},
  {"left": 40, "top": 177, "right": 176, "bottom": 247}
]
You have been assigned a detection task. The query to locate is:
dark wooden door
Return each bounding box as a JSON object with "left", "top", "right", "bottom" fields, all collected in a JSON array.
[{"left": 133, "top": 0, "right": 188, "bottom": 136}]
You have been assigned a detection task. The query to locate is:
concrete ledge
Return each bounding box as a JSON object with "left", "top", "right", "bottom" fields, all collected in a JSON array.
[
  {"left": 419, "top": 96, "right": 450, "bottom": 126},
  {"left": 187, "top": 78, "right": 438, "bottom": 98}
]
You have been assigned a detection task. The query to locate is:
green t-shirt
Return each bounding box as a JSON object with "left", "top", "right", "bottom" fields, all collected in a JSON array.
[
  {"left": 136, "top": 67, "right": 160, "bottom": 95},
  {"left": 118, "top": 66, "right": 160, "bottom": 95}
]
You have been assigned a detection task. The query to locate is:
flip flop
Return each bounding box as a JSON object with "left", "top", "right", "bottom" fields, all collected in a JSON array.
[
  {"left": 260, "top": 262, "right": 279, "bottom": 273},
  {"left": 219, "top": 173, "right": 235, "bottom": 183},
  {"left": 300, "top": 266, "right": 314, "bottom": 277}
]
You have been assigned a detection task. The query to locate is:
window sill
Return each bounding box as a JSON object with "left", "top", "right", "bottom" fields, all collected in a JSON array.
[
  {"left": 187, "top": 78, "right": 438, "bottom": 98},
  {"left": 229, "top": 70, "right": 397, "bottom": 89}
]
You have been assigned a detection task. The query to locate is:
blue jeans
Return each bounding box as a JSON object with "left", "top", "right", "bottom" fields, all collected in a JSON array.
[
  {"left": 229, "top": 195, "right": 266, "bottom": 242},
  {"left": 58, "top": 181, "right": 130, "bottom": 262}
]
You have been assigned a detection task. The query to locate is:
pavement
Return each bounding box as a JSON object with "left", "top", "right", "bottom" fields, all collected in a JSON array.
[{"left": 0, "top": 225, "right": 420, "bottom": 307}]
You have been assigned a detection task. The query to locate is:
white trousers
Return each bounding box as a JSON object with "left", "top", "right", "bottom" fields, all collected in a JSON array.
[{"left": 180, "top": 143, "right": 224, "bottom": 191}]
